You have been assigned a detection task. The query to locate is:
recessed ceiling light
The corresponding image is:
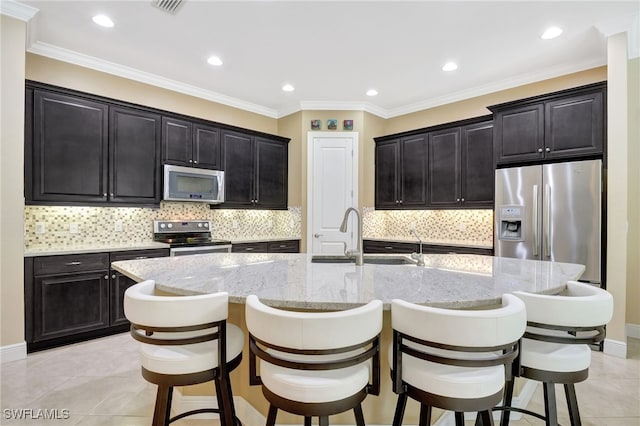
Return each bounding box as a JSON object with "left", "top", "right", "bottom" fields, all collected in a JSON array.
[
  {"left": 207, "top": 56, "right": 223, "bottom": 66},
  {"left": 366, "top": 89, "right": 378, "bottom": 97},
  {"left": 541, "top": 27, "right": 563, "bottom": 40},
  {"left": 282, "top": 84, "right": 295, "bottom": 92},
  {"left": 92, "top": 14, "right": 114, "bottom": 28},
  {"left": 442, "top": 62, "right": 458, "bottom": 72}
]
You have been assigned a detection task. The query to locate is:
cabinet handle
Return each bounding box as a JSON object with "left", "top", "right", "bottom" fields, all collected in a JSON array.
[
  {"left": 456, "top": 198, "right": 460, "bottom": 202},
  {"left": 545, "top": 147, "right": 551, "bottom": 152},
  {"left": 399, "top": 200, "right": 403, "bottom": 204},
  {"left": 279, "top": 245, "right": 287, "bottom": 248},
  {"left": 385, "top": 246, "right": 394, "bottom": 250},
  {"left": 461, "top": 198, "right": 465, "bottom": 202},
  {"left": 104, "top": 275, "right": 108, "bottom": 280},
  {"left": 189, "top": 159, "right": 193, "bottom": 163},
  {"left": 65, "top": 261, "right": 82, "bottom": 266},
  {"left": 135, "top": 256, "right": 148, "bottom": 260},
  {"left": 194, "top": 160, "right": 198, "bottom": 164},
  {"left": 395, "top": 200, "right": 399, "bottom": 204},
  {"left": 112, "top": 274, "right": 116, "bottom": 279},
  {"left": 103, "top": 193, "right": 107, "bottom": 197},
  {"left": 245, "top": 248, "right": 254, "bottom": 251},
  {"left": 538, "top": 148, "right": 543, "bottom": 153},
  {"left": 110, "top": 193, "right": 114, "bottom": 198}
]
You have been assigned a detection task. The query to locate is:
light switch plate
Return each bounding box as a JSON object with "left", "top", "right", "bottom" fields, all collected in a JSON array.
[
  {"left": 35, "top": 222, "right": 46, "bottom": 234},
  {"left": 69, "top": 223, "right": 79, "bottom": 234},
  {"left": 114, "top": 220, "right": 123, "bottom": 232}
]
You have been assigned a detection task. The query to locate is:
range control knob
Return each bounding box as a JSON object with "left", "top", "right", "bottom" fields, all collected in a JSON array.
[
  {"left": 160, "top": 223, "right": 166, "bottom": 229},
  {"left": 204, "top": 222, "right": 209, "bottom": 228},
  {"left": 197, "top": 223, "right": 203, "bottom": 228},
  {"left": 167, "top": 223, "right": 173, "bottom": 229}
]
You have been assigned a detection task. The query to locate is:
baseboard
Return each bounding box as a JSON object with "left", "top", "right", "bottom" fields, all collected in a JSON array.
[
  {"left": 626, "top": 323, "right": 640, "bottom": 339},
  {"left": 603, "top": 338, "right": 628, "bottom": 358},
  {"left": 0, "top": 341, "right": 27, "bottom": 363},
  {"left": 174, "top": 381, "right": 538, "bottom": 426}
]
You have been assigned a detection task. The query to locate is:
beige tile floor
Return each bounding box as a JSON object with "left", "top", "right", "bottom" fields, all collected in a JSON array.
[{"left": 1, "top": 333, "right": 639, "bottom": 425}]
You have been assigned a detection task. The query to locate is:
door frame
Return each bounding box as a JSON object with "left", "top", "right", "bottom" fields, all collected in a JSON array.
[{"left": 306, "top": 131, "right": 359, "bottom": 254}]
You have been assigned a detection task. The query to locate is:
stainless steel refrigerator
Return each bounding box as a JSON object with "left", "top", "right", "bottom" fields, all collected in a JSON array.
[{"left": 495, "top": 159, "right": 603, "bottom": 285}]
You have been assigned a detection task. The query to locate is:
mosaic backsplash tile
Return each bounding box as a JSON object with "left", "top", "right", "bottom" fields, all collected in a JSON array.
[
  {"left": 362, "top": 207, "right": 494, "bottom": 245},
  {"left": 24, "top": 203, "right": 302, "bottom": 249}
]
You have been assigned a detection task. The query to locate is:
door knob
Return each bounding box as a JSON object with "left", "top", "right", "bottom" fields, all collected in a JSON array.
[{"left": 314, "top": 233, "right": 323, "bottom": 238}]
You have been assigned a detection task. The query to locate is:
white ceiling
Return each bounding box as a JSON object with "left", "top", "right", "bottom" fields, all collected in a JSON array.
[{"left": 13, "top": 1, "right": 640, "bottom": 118}]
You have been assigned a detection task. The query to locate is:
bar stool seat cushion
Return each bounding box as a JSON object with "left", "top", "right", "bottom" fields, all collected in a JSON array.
[
  {"left": 139, "top": 323, "right": 244, "bottom": 375},
  {"left": 260, "top": 358, "right": 370, "bottom": 403},
  {"left": 387, "top": 345, "right": 505, "bottom": 399},
  {"left": 520, "top": 338, "right": 591, "bottom": 373}
]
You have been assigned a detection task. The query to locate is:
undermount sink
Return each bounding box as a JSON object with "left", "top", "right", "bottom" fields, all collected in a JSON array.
[{"left": 311, "top": 256, "right": 416, "bottom": 265}]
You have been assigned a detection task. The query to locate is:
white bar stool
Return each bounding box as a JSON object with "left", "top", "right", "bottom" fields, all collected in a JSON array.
[
  {"left": 498, "top": 281, "right": 614, "bottom": 426},
  {"left": 390, "top": 294, "right": 526, "bottom": 426},
  {"left": 124, "top": 280, "right": 244, "bottom": 426},
  {"left": 245, "top": 295, "right": 383, "bottom": 426}
]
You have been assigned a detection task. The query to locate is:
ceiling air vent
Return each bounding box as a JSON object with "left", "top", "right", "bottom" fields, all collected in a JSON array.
[{"left": 151, "top": 0, "right": 184, "bottom": 15}]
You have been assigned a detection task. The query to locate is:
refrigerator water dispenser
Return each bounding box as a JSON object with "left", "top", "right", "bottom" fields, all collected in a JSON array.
[{"left": 499, "top": 205, "right": 524, "bottom": 241}]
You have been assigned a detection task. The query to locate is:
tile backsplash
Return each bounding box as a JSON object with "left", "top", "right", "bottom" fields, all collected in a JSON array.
[
  {"left": 24, "top": 203, "right": 302, "bottom": 249},
  {"left": 362, "top": 207, "right": 493, "bottom": 245}
]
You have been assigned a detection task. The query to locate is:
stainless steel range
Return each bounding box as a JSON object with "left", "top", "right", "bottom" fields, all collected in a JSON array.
[{"left": 153, "top": 220, "right": 232, "bottom": 256}]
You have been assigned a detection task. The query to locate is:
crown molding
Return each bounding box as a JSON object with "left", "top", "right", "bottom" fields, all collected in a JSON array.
[
  {"left": 298, "top": 101, "right": 389, "bottom": 119},
  {"left": 386, "top": 57, "right": 607, "bottom": 118},
  {"left": 595, "top": 10, "right": 640, "bottom": 59},
  {"left": 0, "top": 0, "right": 38, "bottom": 21},
  {"left": 27, "top": 42, "right": 280, "bottom": 119}
]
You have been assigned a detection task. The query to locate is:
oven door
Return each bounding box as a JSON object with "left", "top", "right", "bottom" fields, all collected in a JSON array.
[{"left": 170, "top": 244, "right": 232, "bottom": 256}]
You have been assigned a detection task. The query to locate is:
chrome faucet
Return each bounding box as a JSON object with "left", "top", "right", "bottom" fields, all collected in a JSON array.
[
  {"left": 410, "top": 229, "right": 425, "bottom": 266},
  {"left": 339, "top": 207, "right": 364, "bottom": 266}
]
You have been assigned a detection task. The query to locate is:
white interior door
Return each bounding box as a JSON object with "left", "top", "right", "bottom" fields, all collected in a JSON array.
[{"left": 307, "top": 132, "right": 358, "bottom": 255}]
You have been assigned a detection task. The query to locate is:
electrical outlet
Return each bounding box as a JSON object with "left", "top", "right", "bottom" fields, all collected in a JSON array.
[
  {"left": 35, "top": 222, "right": 46, "bottom": 234},
  {"left": 232, "top": 220, "right": 239, "bottom": 229},
  {"left": 69, "top": 223, "right": 79, "bottom": 234},
  {"left": 114, "top": 220, "right": 123, "bottom": 232},
  {"left": 268, "top": 219, "right": 274, "bottom": 229},
  {"left": 458, "top": 222, "right": 467, "bottom": 232},
  {"left": 410, "top": 222, "right": 417, "bottom": 231}
]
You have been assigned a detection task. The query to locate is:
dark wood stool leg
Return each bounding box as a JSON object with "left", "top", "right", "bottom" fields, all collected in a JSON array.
[
  {"left": 303, "top": 417, "right": 312, "bottom": 426},
  {"left": 220, "top": 374, "right": 238, "bottom": 426},
  {"left": 479, "top": 410, "right": 495, "bottom": 426},
  {"left": 319, "top": 415, "right": 329, "bottom": 426},
  {"left": 392, "top": 393, "right": 408, "bottom": 426},
  {"left": 543, "top": 382, "right": 559, "bottom": 426},
  {"left": 266, "top": 405, "right": 278, "bottom": 426},
  {"left": 354, "top": 403, "right": 365, "bottom": 426},
  {"left": 564, "top": 383, "right": 582, "bottom": 426},
  {"left": 152, "top": 384, "right": 171, "bottom": 426},
  {"left": 500, "top": 378, "right": 515, "bottom": 426},
  {"left": 454, "top": 411, "right": 464, "bottom": 426},
  {"left": 418, "top": 404, "right": 432, "bottom": 426}
]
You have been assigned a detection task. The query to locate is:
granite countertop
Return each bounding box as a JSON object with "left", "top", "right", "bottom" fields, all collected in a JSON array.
[
  {"left": 364, "top": 237, "right": 493, "bottom": 249},
  {"left": 24, "top": 241, "right": 170, "bottom": 257},
  {"left": 112, "top": 253, "right": 584, "bottom": 310}
]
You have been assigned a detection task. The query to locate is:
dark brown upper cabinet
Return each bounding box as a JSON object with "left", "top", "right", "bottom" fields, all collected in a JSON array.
[
  {"left": 375, "top": 116, "right": 494, "bottom": 210},
  {"left": 162, "top": 115, "right": 221, "bottom": 170},
  {"left": 26, "top": 84, "right": 162, "bottom": 206},
  {"left": 491, "top": 82, "right": 605, "bottom": 165},
  {"left": 219, "top": 130, "right": 288, "bottom": 210},
  {"left": 375, "top": 134, "right": 428, "bottom": 209}
]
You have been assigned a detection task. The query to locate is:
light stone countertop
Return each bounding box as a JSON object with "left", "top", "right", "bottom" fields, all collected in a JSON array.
[
  {"left": 111, "top": 252, "right": 584, "bottom": 310},
  {"left": 364, "top": 237, "right": 493, "bottom": 249},
  {"left": 24, "top": 241, "right": 170, "bottom": 257}
]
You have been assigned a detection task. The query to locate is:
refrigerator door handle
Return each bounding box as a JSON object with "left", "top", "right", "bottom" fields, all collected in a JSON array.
[
  {"left": 545, "top": 184, "right": 551, "bottom": 258},
  {"left": 533, "top": 185, "right": 539, "bottom": 257}
]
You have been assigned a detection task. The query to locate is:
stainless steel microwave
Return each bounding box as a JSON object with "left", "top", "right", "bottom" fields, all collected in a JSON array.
[{"left": 163, "top": 164, "right": 224, "bottom": 203}]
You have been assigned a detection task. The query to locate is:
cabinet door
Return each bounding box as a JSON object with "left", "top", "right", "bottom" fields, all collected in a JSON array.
[
  {"left": 461, "top": 121, "right": 494, "bottom": 207},
  {"left": 428, "top": 128, "right": 460, "bottom": 207},
  {"left": 110, "top": 107, "right": 162, "bottom": 204},
  {"left": 400, "top": 134, "right": 428, "bottom": 207},
  {"left": 162, "top": 116, "right": 192, "bottom": 166},
  {"left": 544, "top": 90, "right": 604, "bottom": 159},
  {"left": 363, "top": 240, "right": 418, "bottom": 254},
  {"left": 267, "top": 240, "right": 300, "bottom": 253},
  {"left": 255, "top": 137, "right": 288, "bottom": 209},
  {"left": 193, "top": 123, "right": 221, "bottom": 169},
  {"left": 221, "top": 131, "right": 254, "bottom": 207},
  {"left": 494, "top": 104, "right": 544, "bottom": 164},
  {"left": 32, "top": 90, "right": 108, "bottom": 203},
  {"left": 33, "top": 272, "right": 109, "bottom": 342},
  {"left": 375, "top": 140, "right": 400, "bottom": 209}
]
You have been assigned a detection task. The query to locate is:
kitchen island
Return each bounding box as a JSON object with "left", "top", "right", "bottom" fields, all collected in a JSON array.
[{"left": 112, "top": 253, "right": 584, "bottom": 425}]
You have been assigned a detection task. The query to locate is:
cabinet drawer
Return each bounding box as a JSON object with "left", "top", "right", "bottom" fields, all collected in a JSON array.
[
  {"left": 422, "top": 245, "right": 494, "bottom": 256},
  {"left": 34, "top": 253, "right": 109, "bottom": 276},
  {"left": 110, "top": 249, "right": 169, "bottom": 263},
  {"left": 267, "top": 240, "right": 300, "bottom": 253},
  {"left": 363, "top": 240, "right": 418, "bottom": 254},
  {"left": 232, "top": 242, "right": 268, "bottom": 253}
]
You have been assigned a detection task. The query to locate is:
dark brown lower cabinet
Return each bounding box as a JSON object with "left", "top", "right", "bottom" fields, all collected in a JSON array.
[
  {"left": 25, "top": 248, "right": 168, "bottom": 352},
  {"left": 363, "top": 239, "right": 493, "bottom": 256},
  {"left": 231, "top": 239, "right": 300, "bottom": 253}
]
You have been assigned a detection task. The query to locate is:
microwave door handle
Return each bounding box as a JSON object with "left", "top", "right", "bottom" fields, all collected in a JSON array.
[{"left": 533, "top": 185, "right": 539, "bottom": 257}]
